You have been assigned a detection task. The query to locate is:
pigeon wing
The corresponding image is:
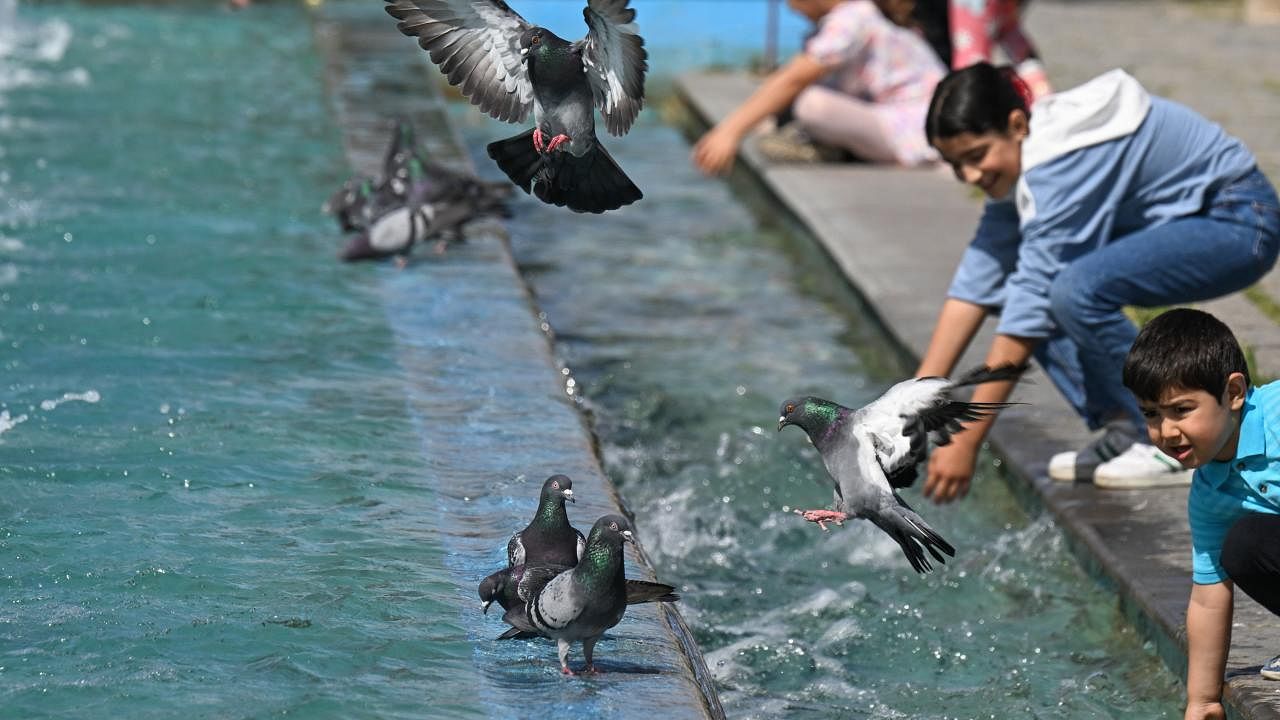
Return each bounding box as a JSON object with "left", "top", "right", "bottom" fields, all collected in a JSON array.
[
  {"left": 384, "top": 0, "right": 534, "bottom": 124},
  {"left": 576, "top": 0, "right": 647, "bottom": 136},
  {"left": 528, "top": 571, "right": 583, "bottom": 633}
]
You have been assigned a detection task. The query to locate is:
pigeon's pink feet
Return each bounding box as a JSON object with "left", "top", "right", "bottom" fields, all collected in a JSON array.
[
  {"left": 394, "top": 255, "right": 409, "bottom": 270},
  {"left": 795, "top": 509, "right": 849, "bottom": 531},
  {"left": 544, "top": 134, "right": 571, "bottom": 153},
  {"left": 582, "top": 665, "right": 601, "bottom": 675},
  {"left": 560, "top": 665, "right": 576, "bottom": 676},
  {"left": 433, "top": 239, "right": 448, "bottom": 255},
  {"left": 533, "top": 127, "right": 546, "bottom": 153}
]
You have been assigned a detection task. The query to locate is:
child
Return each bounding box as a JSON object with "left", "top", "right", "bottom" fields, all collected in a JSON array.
[
  {"left": 914, "top": 62, "right": 1280, "bottom": 501},
  {"left": 1122, "top": 308, "right": 1280, "bottom": 718},
  {"left": 949, "top": 0, "right": 1052, "bottom": 100},
  {"left": 691, "top": 0, "right": 946, "bottom": 174}
]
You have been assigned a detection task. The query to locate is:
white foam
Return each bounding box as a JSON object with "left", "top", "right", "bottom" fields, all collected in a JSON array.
[
  {"left": 0, "top": 263, "right": 15, "bottom": 285},
  {"left": 0, "top": 409, "right": 28, "bottom": 436},
  {"left": 39, "top": 389, "right": 101, "bottom": 411}
]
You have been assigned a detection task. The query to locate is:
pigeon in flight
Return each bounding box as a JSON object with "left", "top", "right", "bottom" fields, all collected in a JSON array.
[
  {"left": 383, "top": 0, "right": 647, "bottom": 214},
  {"left": 506, "top": 514, "right": 637, "bottom": 674},
  {"left": 478, "top": 562, "right": 678, "bottom": 640},
  {"left": 506, "top": 474, "right": 585, "bottom": 568},
  {"left": 778, "top": 363, "right": 1027, "bottom": 574}
]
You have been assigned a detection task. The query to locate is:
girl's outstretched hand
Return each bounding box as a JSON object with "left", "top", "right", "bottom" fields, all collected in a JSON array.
[
  {"left": 923, "top": 441, "right": 977, "bottom": 503},
  {"left": 692, "top": 125, "right": 741, "bottom": 176}
]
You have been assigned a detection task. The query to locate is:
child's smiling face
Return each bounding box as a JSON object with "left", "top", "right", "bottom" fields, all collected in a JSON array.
[{"left": 1138, "top": 374, "right": 1247, "bottom": 469}]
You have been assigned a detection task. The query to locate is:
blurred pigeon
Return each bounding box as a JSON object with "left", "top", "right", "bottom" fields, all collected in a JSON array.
[
  {"left": 778, "top": 363, "right": 1027, "bottom": 574},
  {"left": 339, "top": 157, "right": 511, "bottom": 263},
  {"left": 322, "top": 176, "right": 379, "bottom": 233},
  {"left": 479, "top": 562, "right": 678, "bottom": 640},
  {"left": 383, "top": 0, "right": 647, "bottom": 213},
  {"left": 507, "top": 474, "right": 585, "bottom": 568},
  {"left": 508, "top": 514, "right": 636, "bottom": 674}
]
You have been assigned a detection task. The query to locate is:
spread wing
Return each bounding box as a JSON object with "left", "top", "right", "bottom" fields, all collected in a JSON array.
[
  {"left": 384, "top": 0, "right": 534, "bottom": 124},
  {"left": 576, "top": 0, "right": 647, "bottom": 136},
  {"left": 862, "top": 376, "right": 1015, "bottom": 488}
]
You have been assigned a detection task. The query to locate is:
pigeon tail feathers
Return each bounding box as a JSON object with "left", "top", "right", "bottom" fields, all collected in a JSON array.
[{"left": 534, "top": 140, "right": 642, "bottom": 213}]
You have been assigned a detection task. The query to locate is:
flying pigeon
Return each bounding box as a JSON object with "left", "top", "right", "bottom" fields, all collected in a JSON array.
[
  {"left": 506, "top": 474, "right": 585, "bottom": 568},
  {"left": 383, "top": 0, "right": 647, "bottom": 214},
  {"left": 507, "top": 514, "right": 637, "bottom": 674},
  {"left": 478, "top": 562, "right": 678, "bottom": 640},
  {"left": 777, "top": 363, "right": 1027, "bottom": 574}
]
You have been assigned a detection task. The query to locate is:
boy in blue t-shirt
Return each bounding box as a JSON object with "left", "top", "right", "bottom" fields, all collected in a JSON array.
[{"left": 1122, "top": 308, "right": 1280, "bottom": 719}]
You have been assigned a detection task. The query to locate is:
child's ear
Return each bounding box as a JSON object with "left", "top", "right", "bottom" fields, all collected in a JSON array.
[{"left": 1226, "top": 372, "right": 1248, "bottom": 411}]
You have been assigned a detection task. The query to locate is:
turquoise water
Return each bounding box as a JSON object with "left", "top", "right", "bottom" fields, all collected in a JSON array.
[{"left": 1, "top": 1, "right": 1182, "bottom": 718}]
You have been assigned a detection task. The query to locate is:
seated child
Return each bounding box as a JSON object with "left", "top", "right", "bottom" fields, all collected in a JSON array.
[
  {"left": 691, "top": 0, "right": 946, "bottom": 175},
  {"left": 1122, "top": 308, "right": 1280, "bottom": 717}
]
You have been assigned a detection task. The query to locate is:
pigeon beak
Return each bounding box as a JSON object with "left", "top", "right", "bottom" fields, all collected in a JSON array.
[
  {"left": 481, "top": 600, "right": 492, "bottom": 614},
  {"left": 562, "top": 489, "right": 575, "bottom": 503},
  {"left": 621, "top": 530, "right": 634, "bottom": 544},
  {"left": 778, "top": 416, "right": 788, "bottom": 432},
  {"left": 520, "top": 47, "right": 529, "bottom": 57}
]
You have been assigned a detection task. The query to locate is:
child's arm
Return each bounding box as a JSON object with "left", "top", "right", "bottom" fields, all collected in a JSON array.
[
  {"left": 691, "top": 55, "right": 828, "bottom": 175},
  {"left": 921, "top": 331, "right": 1036, "bottom": 502},
  {"left": 1185, "top": 580, "right": 1234, "bottom": 720}
]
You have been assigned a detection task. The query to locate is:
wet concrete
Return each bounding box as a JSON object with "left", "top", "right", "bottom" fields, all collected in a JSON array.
[
  {"left": 674, "top": 3, "right": 1280, "bottom": 712},
  {"left": 310, "top": 4, "right": 723, "bottom": 717}
]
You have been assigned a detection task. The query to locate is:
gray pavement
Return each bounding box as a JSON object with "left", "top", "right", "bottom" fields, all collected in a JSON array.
[
  {"left": 675, "top": 2, "right": 1280, "bottom": 714},
  {"left": 311, "top": 5, "right": 722, "bottom": 717}
]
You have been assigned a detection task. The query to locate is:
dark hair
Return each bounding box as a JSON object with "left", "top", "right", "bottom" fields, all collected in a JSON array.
[
  {"left": 925, "top": 62, "right": 1031, "bottom": 143},
  {"left": 1122, "top": 308, "right": 1249, "bottom": 403}
]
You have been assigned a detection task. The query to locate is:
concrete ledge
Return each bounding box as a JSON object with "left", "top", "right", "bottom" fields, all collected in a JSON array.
[
  {"left": 675, "top": 69, "right": 1280, "bottom": 720},
  {"left": 309, "top": 6, "right": 723, "bottom": 718}
]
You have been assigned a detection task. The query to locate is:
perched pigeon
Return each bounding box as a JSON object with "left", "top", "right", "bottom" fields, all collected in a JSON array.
[
  {"left": 478, "top": 562, "right": 678, "bottom": 640},
  {"left": 507, "top": 474, "right": 585, "bottom": 568},
  {"left": 322, "top": 176, "right": 380, "bottom": 233},
  {"left": 383, "top": 0, "right": 647, "bottom": 214},
  {"left": 339, "top": 157, "right": 511, "bottom": 263},
  {"left": 778, "top": 363, "right": 1027, "bottom": 574},
  {"left": 508, "top": 514, "right": 636, "bottom": 674}
]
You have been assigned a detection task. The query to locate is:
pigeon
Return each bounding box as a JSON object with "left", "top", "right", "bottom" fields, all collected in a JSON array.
[
  {"left": 383, "top": 0, "right": 647, "bottom": 214},
  {"left": 507, "top": 514, "right": 636, "bottom": 674},
  {"left": 506, "top": 474, "right": 585, "bottom": 568},
  {"left": 777, "top": 363, "right": 1028, "bottom": 574},
  {"left": 478, "top": 562, "right": 678, "bottom": 640},
  {"left": 339, "top": 157, "right": 511, "bottom": 262},
  {"left": 322, "top": 176, "right": 380, "bottom": 233}
]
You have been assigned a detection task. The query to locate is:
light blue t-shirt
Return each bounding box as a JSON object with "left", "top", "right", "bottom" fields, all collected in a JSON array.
[
  {"left": 948, "top": 97, "right": 1258, "bottom": 337},
  {"left": 1189, "top": 382, "right": 1280, "bottom": 585}
]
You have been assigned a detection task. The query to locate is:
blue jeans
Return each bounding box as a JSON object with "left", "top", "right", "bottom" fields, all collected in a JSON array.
[{"left": 1035, "top": 167, "right": 1280, "bottom": 431}]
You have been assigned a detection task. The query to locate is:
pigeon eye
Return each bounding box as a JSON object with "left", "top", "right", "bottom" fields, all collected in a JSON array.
[
  {"left": 609, "top": 522, "right": 618, "bottom": 531},
  {"left": 785, "top": 404, "right": 795, "bottom": 414},
  {"left": 531, "top": 34, "right": 541, "bottom": 45},
  {"left": 551, "top": 481, "right": 559, "bottom": 489}
]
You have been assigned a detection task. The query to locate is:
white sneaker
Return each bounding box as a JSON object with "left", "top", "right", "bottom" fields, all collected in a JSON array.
[
  {"left": 1048, "top": 420, "right": 1142, "bottom": 482},
  {"left": 1092, "top": 443, "right": 1193, "bottom": 489}
]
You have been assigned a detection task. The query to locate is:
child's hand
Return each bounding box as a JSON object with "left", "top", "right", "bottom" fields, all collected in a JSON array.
[
  {"left": 923, "top": 442, "right": 977, "bottom": 503},
  {"left": 692, "top": 126, "right": 741, "bottom": 176},
  {"left": 1184, "top": 700, "right": 1225, "bottom": 720}
]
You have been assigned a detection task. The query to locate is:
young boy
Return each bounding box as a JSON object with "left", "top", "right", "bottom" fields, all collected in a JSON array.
[{"left": 1122, "top": 308, "right": 1280, "bottom": 718}]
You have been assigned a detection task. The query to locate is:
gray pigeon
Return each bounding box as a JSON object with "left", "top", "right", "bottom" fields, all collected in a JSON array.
[
  {"left": 506, "top": 474, "right": 585, "bottom": 568},
  {"left": 778, "top": 363, "right": 1027, "bottom": 574},
  {"left": 478, "top": 561, "right": 678, "bottom": 640},
  {"left": 383, "top": 0, "right": 646, "bottom": 213},
  {"left": 512, "top": 514, "right": 635, "bottom": 675},
  {"left": 339, "top": 157, "right": 511, "bottom": 263}
]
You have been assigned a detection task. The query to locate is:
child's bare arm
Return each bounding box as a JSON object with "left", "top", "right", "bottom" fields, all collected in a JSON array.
[{"left": 1185, "top": 581, "right": 1234, "bottom": 720}]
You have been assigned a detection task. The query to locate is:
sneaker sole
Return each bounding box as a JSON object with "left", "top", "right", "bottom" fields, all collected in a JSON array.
[
  {"left": 1262, "top": 668, "right": 1280, "bottom": 680},
  {"left": 1093, "top": 473, "right": 1193, "bottom": 489}
]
